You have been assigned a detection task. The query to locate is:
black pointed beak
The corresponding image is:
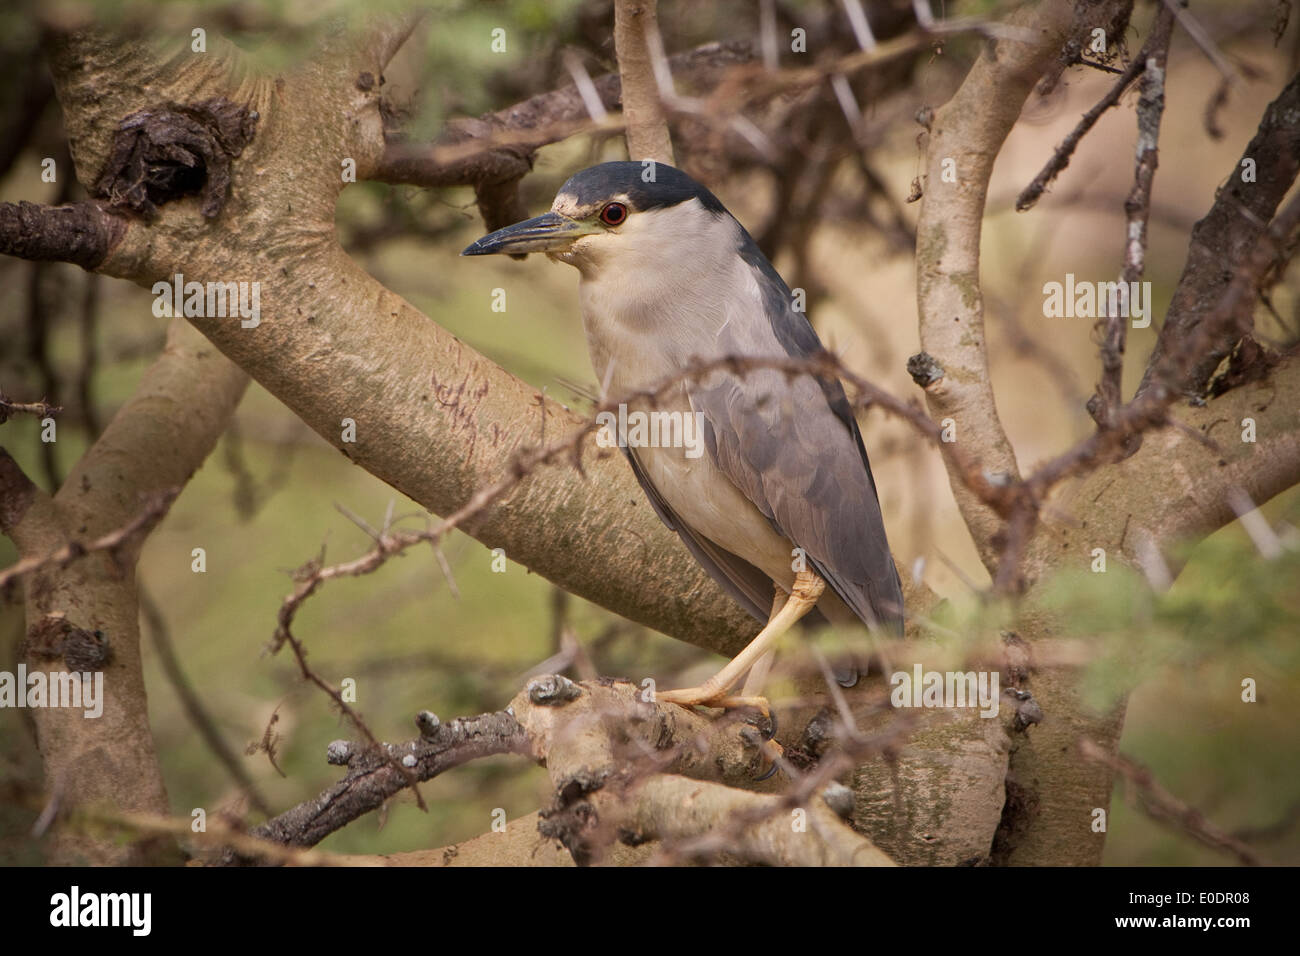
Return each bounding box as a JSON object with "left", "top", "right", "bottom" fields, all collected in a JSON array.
[{"left": 461, "top": 212, "right": 599, "bottom": 257}]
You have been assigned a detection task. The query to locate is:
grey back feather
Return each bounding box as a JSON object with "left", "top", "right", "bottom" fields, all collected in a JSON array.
[{"left": 690, "top": 229, "right": 904, "bottom": 633}]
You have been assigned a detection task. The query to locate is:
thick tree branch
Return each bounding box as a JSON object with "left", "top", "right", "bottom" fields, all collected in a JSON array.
[
  {"left": 7, "top": 318, "right": 247, "bottom": 863},
  {"left": 0, "top": 447, "right": 54, "bottom": 546},
  {"left": 1088, "top": 355, "right": 1300, "bottom": 563},
  {"left": 514, "top": 678, "right": 893, "bottom": 866},
  {"left": 997, "top": 353, "right": 1300, "bottom": 867},
  {"left": 617, "top": 774, "right": 890, "bottom": 866},
  {"left": 239, "top": 675, "right": 894, "bottom": 866},
  {"left": 355, "top": 810, "right": 631, "bottom": 866},
  {"left": 914, "top": 0, "right": 1128, "bottom": 570},
  {"left": 0, "top": 200, "right": 125, "bottom": 269},
  {"left": 248, "top": 710, "right": 531, "bottom": 851},
  {"left": 1140, "top": 71, "right": 1300, "bottom": 397},
  {"left": 613, "top": 0, "right": 675, "bottom": 166}
]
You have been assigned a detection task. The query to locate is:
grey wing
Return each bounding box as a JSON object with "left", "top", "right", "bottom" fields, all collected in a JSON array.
[
  {"left": 690, "top": 237, "right": 904, "bottom": 633},
  {"left": 623, "top": 447, "right": 773, "bottom": 625},
  {"left": 691, "top": 371, "right": 903, "bottom": 633}
]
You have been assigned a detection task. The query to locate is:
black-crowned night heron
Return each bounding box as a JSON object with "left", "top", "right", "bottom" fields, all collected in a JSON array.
[{"left": 464, "top": 161, "right": 903, "bottom": 715}]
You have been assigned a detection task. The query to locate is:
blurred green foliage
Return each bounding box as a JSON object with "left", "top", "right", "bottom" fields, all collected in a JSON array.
[{"left": 1038, "top": 505, "right": 1300, "bottom": 865}]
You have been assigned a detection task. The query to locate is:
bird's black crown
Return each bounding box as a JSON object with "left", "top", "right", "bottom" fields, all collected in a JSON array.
[{"left": 557, "top": 161, "right": 727, "bottom": 216}]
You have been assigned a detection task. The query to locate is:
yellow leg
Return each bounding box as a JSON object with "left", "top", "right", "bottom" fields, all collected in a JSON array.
[
  {"left": 714, "top": 588, "right": 782, "bottom": 710},
  {"left": 739, "top": 586, "right": 786, "bottom": 698},
  {"left": 659, "top": 571, "right": 825, "bottom": 711},
  {"left": 740, "top": 649, "right": 775, "bottom": 698},
  {"left": 710, "top": 641, "right": 776, "bottom": 715}
]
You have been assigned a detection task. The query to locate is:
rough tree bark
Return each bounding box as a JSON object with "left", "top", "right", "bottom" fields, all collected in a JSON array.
[
  {"left": 613, "top": 0, "right": 676, "bottom": 166},
  {"left": 910, "top": 0, "right": 1300, "bottom": 865},
  {"left": 1, "top": 318, "right": 247, "bottom": 863}
]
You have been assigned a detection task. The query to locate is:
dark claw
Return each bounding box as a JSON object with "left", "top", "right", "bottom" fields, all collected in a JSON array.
[
  {"left": 740, "top": 706, "right": 777, "bottom": 740},
  {"left": 740, "top": 720, "right": 781, "bottom": 780}
]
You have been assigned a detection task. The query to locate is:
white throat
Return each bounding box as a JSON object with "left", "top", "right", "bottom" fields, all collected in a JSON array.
[{"left": 568, "top": 200, "right": 745, "bottom": 396}]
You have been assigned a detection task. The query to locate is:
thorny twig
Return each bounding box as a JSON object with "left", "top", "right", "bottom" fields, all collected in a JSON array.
[
  {"left": 240, "top": 710, "right": 532, "bottom": 855},
  {"left": 0, "top": 390, "right": 62, "bottom": 424},
  {"left": 1159, "top": 0, "right": 1245, "bottom": 87},
  {"left": 0, "top": 488, "right": 178, "bottom": 591},
  {"left": 1093, "top": 4, "right": 1175, "bottom": 429},
  {"left": 377, "top": 17, "right": 1025, "bottom": 192},
  {"left": 139, "top": 583, "right": 273, "bottom": 817},
  {"left": 1080, "top": 739, "right": 1264, "bottom": 865},
  {"left": 1017, "top": 13, "right": 1167, "bottom": 213},
  {"left": 269, "top": 608, "right": 430, "bottom": 811}
]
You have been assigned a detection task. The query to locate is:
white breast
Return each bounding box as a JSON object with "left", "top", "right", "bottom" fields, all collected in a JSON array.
[
  {"left": 633, "top": 420, "right": 799, "bottom": 592},
  {"left": 572, "top": 201, "right": 799, "bottom": 589}
]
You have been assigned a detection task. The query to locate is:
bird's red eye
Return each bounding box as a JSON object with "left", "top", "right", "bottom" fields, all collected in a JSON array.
[{"left": 599, "top": 202, "right": 628, "bottom": 226}]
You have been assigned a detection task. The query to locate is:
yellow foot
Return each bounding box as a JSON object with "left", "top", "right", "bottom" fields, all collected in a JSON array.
[
  {"left": 657, "top": 688, "right": 783, "bottom": 777},
  {"left": 657, "top": 687, "right": 769, "bottom": 718}
]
